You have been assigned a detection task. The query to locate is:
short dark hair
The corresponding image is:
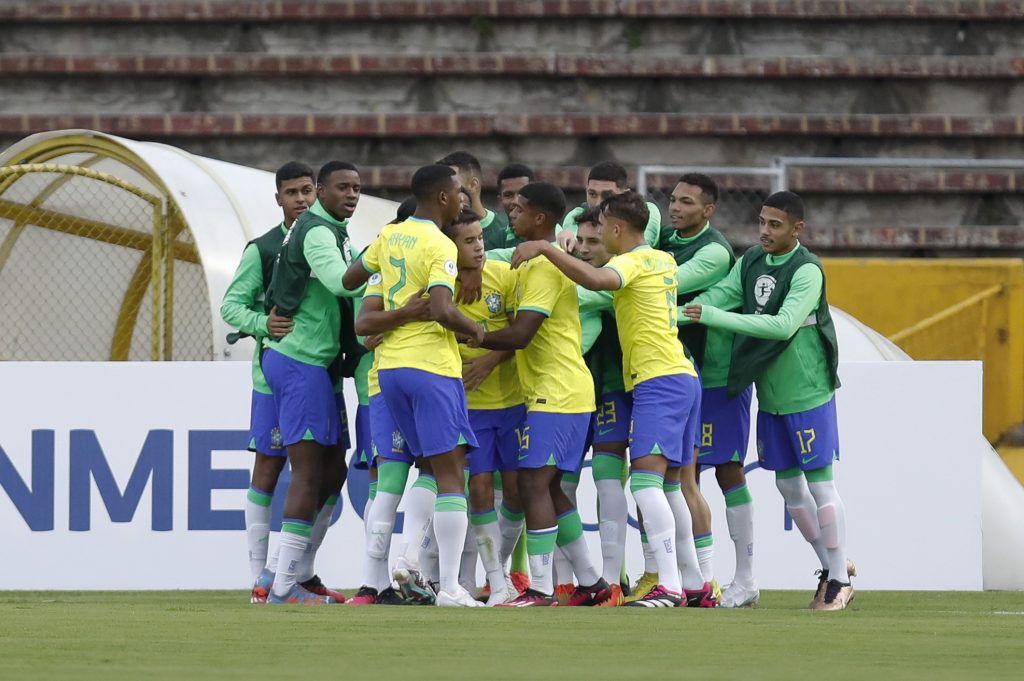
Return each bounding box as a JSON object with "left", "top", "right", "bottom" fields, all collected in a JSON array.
[
  {"left": 389, "top": 197, "right": 417, "bottom": 224},
  {"left": 518, "top": 182, "right": 566, "bottom": 226},
  {"left": 588, "top": 161, "right": 628, "bottom": 188},
  {"left": 677, "top": 173, "right": 719, "bottom": 204},
  {"left": 442, "top": 208, "right": 481, "bottom": 239},
  {"left": 600, "top": 190, "right": 649, "bottom": 233},
  {"left": 436, "top": 151, "right": 482, "bottom": 177},
  {"left": 317, "top": 160, "right": 358, "bottom": 186},
  {"left": 411, "top": 164, "right": 457, "bottom": 202},
  {"left": 576, "top": 206, "right": 603, "bottom": 229},
  {"left": 275, "top": 161, "right": 314, "bottom": 190},
  {"left": 763, "top": 190, "right": 805, "bottom": 222},
  {"left": 497, "top": 163, "right": 535, "bottom": 184}
]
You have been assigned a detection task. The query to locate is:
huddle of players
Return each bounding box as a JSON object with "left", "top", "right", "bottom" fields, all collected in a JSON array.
[{"left": 221, "top": 153, "right": 855, "bottom": 610}]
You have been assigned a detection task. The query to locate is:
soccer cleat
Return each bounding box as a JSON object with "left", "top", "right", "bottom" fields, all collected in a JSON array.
[
  {"left": 375, "top": 586, "right": 410, "bottom": 605},
  {"left": 346, "top": 585, "right": 378, "bottom": 605},
  {"left": 393, "top": 565, "right": 437, "bottom": 605},
  {"left": 816, "top": 579, "right": 855, "bottom": 611},
  {"left": 510, "top": 571, "right": 531, "bottom": 594},
  {"left": 554, "top": 583, "right": 575, "bottom": 606},
  {"left": 719, "top": 581, "right": 760, "bottom": 608},
  {"left": 495, "top": 588, "right": 559, "bottom": 607},
  {"left": 250, "top": 567, "right": 274, "bottom": 604},
  {"left": 623, "top": 572, "right": 658, "bottom": 603},
  {"left": 809, "top": 559, "right": 857, "bottom": 609},
  {"left": 485, "top": 582, "right": 517, "bottom": 607},
  {"left": 597, "top": 583, "right": 625, "bottom": 608},
  {"left": 437, "top": 586, "right": 486, "bottom": 608},
  {"left": 300, "top": 575, "right": 346, "bottom": 604},
  {"left": 684, "top": 582, "right": 719, "bottom": 608},
  {"left": 566, "top": 578, "right": 613, "bottom": 607},
  {"left": 710, "top": 578, "right": 722, "bottom": 603},
  {"left": 624, "top": 584, "right": 683, "bottom": 608},
  {"left": 266, "top": 584, "right": 335, "bottom": 605}
]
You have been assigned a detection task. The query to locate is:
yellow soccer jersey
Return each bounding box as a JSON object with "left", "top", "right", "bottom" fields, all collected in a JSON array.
[
  {"left": 456, "top": 259, "right": 522, "bottom": 410},
  {"left": 362, "top": 218, "right": 461, "bottom": 378},
  {"left": 605, "top": 245, "right": 696, "bottom": 390},
  {"left": 514, "top": 250, "right": 595, "bottom": 414}
]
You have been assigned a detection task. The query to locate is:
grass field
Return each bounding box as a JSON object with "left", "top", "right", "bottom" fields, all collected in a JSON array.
[{"left": 1, "top": 590, "right": 1022, "bottom": 680}]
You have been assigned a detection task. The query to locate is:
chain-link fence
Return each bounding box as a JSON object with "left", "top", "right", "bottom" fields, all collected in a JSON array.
[
  {"left": 638, "top": 165, "right": 783, "bottom": 249},
  {"left": 0, "top": 163, "right": 212, "bottom": 360}
]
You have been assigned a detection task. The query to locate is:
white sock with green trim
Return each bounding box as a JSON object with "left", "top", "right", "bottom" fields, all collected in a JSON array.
[
  {"left": 631, "top": 473, "right": 681, "bottom": 593},
  {"left": 665, "top": 486, "right": 704, "bottom": 591},
  {"left": 296, "top": 495, "right": 337, "bottom": 583},
  {"left": 398, "top": 475, "right": 436, "bottom": 568},
  {"left": 470, "top": 508, "right": 505, "bottom": 594},
  {"left": 245, "top": 486, "right": 273, "bottom": 582},
  {"left": 271, "top": 519, "right": 313, "bottom": 598},
  {"left": 435, "top": 493, "right": 470, "bottom": 594},
  {"left": 497, "top": 504, "right": 524, "bottom": 566}
]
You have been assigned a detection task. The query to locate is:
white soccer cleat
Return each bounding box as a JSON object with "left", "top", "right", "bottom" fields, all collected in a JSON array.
[
  {"left": 437, "top": 587, "right": 486, "bottom": 608},
  {"left": 485, "top": 581, "right": 517, "bottom": 607},
  {"left": 719, "top": 581, "right": 760, "bottom": 608}
]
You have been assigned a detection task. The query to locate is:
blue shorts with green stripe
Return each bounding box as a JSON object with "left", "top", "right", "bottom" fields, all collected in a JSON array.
[
  {"left": 517, "top": 410, "right": 591, "bottom": 472},
  {"left": 262, "top": 348, "right": 339, "bottom": 448},
  {"left": 756, "top": 397, "right": 840, "bottom": 472},
  {"left": 378, "top": 367, "right": 478, "bottom": 458},
  {"left": 370, "top": 393, "right": 412, "bottom": 465},
  {"left": 468, "top": 405, "right": 526, "bottom": 476},
  {"left": 350, "top": 403, "right": 373, "bottom": 470},
  {"left": 629, "top": 373, "right": 701, "bottom": 466},
  {"left": 248, "top": 390, "right": 285, "bottom": 457},
  {"left": 697, "top": 385, "right": 752, "bottom": 466}
]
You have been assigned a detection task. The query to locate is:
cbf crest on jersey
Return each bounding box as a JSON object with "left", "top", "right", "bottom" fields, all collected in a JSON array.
[
  {"left": 753, "top": 274, "right": 777, "bottom": 311},
  {"left": 485, "top": 291, "right": 503, "bottom": 315}
]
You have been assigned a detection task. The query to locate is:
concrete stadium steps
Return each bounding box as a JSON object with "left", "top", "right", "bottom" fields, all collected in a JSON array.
[{"left": 3, "top": 3, "right": 1023, "bottom": 57}]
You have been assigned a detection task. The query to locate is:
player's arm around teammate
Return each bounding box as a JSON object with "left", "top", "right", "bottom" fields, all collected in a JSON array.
[
  {"left": 219, "top": 162, "right": 313, "bottom": 601},
  {"left": 683, "top": 191, "right": 852, "bottom": 611}
]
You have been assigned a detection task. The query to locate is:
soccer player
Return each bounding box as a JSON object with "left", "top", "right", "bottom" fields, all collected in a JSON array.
[
  {"left": 355, "top": 164, "right": 486, "bottom": 608},
  {"left": 220, "top": 161, "right": 312, "bottom": 602},
  {"left": 660, "top": 173, "right": 757, "bottom": 607},
  {"left": 488, "top": 163, "right": 535, "bottom": 249},
  {"left": 513, "top": 190, "right": 708, "bottom": 607},
  {"left": 573, "top": 208, "right": 632, "bottom": 606},
  {"left": 682, "top": 191, "right": 854, "bottom": 611},
  {"left": 557, "top": 161, "right": 663, "bottom": 250},
  {"left": 260, "top": 161, "right": 364, "bottom": 604},
  {"left": 440, "top": 208, "right": 525, "bottom": 605},
  {"left": 437, "top": 151, "right": 510, "bottom": 248},
  {"left": 476, "top": 181, "right": 607, "bottom": 607}
]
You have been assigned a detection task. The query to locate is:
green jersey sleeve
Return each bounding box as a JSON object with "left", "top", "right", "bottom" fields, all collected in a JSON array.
[
  {"left": 219, "top": 243, "right": 268, "bottom": 337},
  {"left": 678, "top": 255, "right": 745, "bottom": 324},
  {"left": 700, "top": 263, "right": 823, "bottom": 340},
  {"left": 304, "top": 226, "right": 361, "bottom": 298},
  {"left": 676, "top": 242, "right": 732, "bottom": 295}
]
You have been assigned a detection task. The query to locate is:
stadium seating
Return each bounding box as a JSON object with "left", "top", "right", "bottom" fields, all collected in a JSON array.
[{"left": 0, "top": 0, "right": 1021, "bottom": 249}]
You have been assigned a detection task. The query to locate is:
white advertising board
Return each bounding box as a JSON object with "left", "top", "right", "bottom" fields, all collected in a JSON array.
[{"left": 0, "top": 361, "right": 981, "bottom": 590}]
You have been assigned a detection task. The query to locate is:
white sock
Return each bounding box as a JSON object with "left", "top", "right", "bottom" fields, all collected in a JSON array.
[
  {"left": 631, "top": 486, "right": 682, "bottom": 593},
  {"left": 497, "top": 505, "right": 524, "bottom": 566},
  {"left": 725, "top": 496, "right": 755, "bottom": 586},
  {"left": 471, "top": 512, "right": 505, "bottom": 593},
  {"left": 776, "top": 474, "right": 829, "bottom": 570},
  {"left": 265, "top": 533, "right": 281, "bottom": 573},
  {"left": 296, "top": 497, "right": 337, "bottom": 583},
  {"left": 595, "top": 478, "right": 628, "bottom": 584},
  {"left": 364, "top": 491, "right": 402, "bottom": 591},
  {"left": 397, "top": 479, "right": 436, "bottom": 567},
  {"left": 641, "top": 534, "right": 657, "bottom": 574},
  {"left": 271, "top": 527, "right": 309, "bottom": 598},
  {"left": 807, "top": 478, "right": 849, "bottom": 582},
  {"left": 362, "top": 495, "right": 374, "bottom": 529},
  {"left": 665, "top": 487, "right": 704, "bottom": 590},
  {"left": 695, "top": 536, "right": 715, "bottom": 584},
  {"left": 244, "top": 491, "right": 272, "bottom": 582},
  {"left": 460, "top": 523, "right": 479, "bottom": 593},
  {"left": 553, "top": 546, "right": 573, "bottom": 587},
  {"left": 527, "top": 526, "right": 558, "bottom": 596},
  {"left": 434, "top": 495, "right": 469, "bottom": 594},
  {"left": 419, "top": 519, "right": 440, "bottom": 584}
]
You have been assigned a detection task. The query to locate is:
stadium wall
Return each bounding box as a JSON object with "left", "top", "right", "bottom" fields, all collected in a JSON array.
[
  {"left": 0, "top": 360, "right": 987, "bottom": 591},
  {"left": 823, "top": 259, "right": 1024, "bottom": 444}
]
